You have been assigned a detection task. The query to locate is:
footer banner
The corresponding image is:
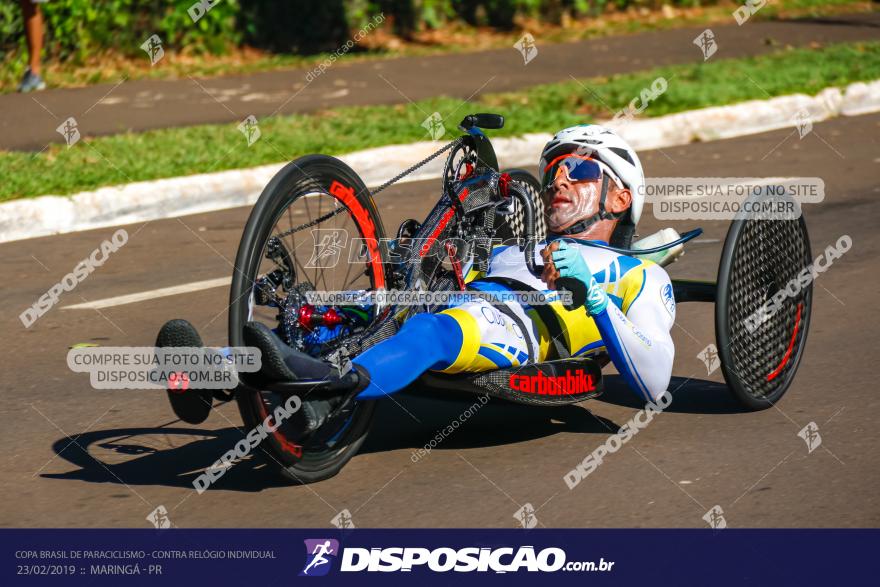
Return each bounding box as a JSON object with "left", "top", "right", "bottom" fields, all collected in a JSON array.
[{"left": 3, "top": 529, "right": 875, "bottom": 585}]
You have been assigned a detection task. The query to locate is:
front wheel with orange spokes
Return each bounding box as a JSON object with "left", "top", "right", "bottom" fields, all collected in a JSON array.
[{"left": 228, "top": 155, "right": 389, "bottom": 484}]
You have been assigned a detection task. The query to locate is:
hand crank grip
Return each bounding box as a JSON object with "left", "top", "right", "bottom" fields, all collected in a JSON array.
[{"left": 555, "top": 277, "right": 587, "bottom": 311}]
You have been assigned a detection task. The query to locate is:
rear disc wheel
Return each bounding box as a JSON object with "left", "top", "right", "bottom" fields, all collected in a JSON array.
[{"left": 716, "top": 195, "right": 813, "bottom": 410}]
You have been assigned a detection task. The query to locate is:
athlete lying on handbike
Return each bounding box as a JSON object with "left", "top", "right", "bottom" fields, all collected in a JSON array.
[{"left": 236, "top": 124, "right": 675, "bottom": 433}]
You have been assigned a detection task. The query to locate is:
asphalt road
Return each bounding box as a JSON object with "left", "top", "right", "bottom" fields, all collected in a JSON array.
[
  {"left": 1, "top": 112, "right": 878, "bottom": 528},
  {"left": 1, "top": 12, "right": 879, "bottom": 151}
]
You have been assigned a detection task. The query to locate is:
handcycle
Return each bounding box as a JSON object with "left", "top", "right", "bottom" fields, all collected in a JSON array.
[{"left": 158, "top": 113, "right": 813, "bottom": 484}]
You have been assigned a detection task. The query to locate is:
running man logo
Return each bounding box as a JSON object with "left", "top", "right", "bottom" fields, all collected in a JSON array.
[
  {"left": 56, "top": 117, "right": 81, "bottom": 148},
  {"left": 798, "top": 421, "right": 822, "bottom": 454},
  {"left": 421, "top": 112, "right": 446, "bottom": 141},
  {"left": 331, "top": 509, "right": 356, "bottom": 530},
  {"left": 306, "top": 229, "right": 348, "bottom": 269},
  {"left": 140, "top": 34, "right": 164, "bottom": 66},
  {"left": 693, "top": 29, "right": 717, "bottom": 61},
  {"left": 702, "top": 505, "right": 727, "bottom": 530},
  {"left": 513, "top": 503, "right": 538, "bottom": 529},
  {"left": 237, "top": 115, "right": 261, "bottom": 146},
  {"left": 300, "top": 539, "right": 340, "bottom": 577},
  {"left": 509, "top": 369, "right": 595, "bottom": 396},
  {"left": 513, "top": 33, "right": 538, "bottom": 65},
  {"left": 145, "top": 505, "right": 172, "bottom": 529},
  {"left": 697, "top": 344, "right": 720, "bottom": 375}
]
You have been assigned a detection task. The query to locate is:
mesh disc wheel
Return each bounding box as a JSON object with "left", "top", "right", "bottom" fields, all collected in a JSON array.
[{"left": 715, "top": 196, "right": 812, "bottom": 410}]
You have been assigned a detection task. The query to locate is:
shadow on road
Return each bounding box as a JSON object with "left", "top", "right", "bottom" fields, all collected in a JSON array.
[
  {"left": 362, "top": 390, "right": 620, "bottom": 455},
  {"left": 42, "top": 396, "right": 618, "bottom": 493},
  {"left": 42, "top": 426, "right": 291, "bottom": 492},
  {"left": 597, "top": 375, "right": 746, "bottom": 414},
  {"left": 42, "top": 375, "right": 740, "bottom": 491}
]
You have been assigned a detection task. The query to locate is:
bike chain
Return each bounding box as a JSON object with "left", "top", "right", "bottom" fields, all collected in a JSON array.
[{"left": 275, "top": 137, "right": 464, "bottom": 239}]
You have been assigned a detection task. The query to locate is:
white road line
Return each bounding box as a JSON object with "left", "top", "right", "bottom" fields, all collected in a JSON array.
[{"left": 62, "top": 277, "right": 231, "bottom": 310}]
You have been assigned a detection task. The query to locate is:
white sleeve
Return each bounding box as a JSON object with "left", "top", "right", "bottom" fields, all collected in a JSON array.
[{"left": 591, "top": 264, "right": 676, "bottom": 403}]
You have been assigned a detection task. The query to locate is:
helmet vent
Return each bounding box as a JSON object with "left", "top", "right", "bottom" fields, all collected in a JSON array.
[{"left": 609, "top": 147, "right": 634, "bottom": 165}]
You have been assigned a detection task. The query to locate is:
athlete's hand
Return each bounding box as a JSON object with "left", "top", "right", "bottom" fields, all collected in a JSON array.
[
  {"left": 546, "top": 241, "right": 608, "bottom": 315},
  {"left": 540, "top": 242, "right": 561, "bottom": 289},
  {"left": 550, "top": 240, "right": 592, "bottom": 285}
]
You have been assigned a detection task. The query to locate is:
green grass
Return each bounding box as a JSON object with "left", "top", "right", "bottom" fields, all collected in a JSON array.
[
  {"left": 1, "top": 0, "right": 871, "bottom": 93},
  {"left": 2, "top": 41, "right": 878, "bottom": 202}
]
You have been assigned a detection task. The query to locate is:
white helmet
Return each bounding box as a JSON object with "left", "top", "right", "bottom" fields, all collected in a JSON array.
[{"left": 539, "top": 124, "right": 645, "bottom": 226}]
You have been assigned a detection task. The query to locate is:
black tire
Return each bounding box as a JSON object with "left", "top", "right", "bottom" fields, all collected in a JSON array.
[
  {"left": 229, "top": 155, "right": 389, "bottom": 484},
  {"left": 715, "top": 196, "right": 812, "bottom": 410}
]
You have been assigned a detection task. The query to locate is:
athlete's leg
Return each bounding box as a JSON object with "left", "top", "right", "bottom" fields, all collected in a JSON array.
[
  {"left": 353, "top": 312, "right": 464, "bottom": 399},
  {"left": 354, "top": 299, "right": 538, "bottom": 399},
  {"left": 436, "top": 301, "right": 538, "bottom": 373}
]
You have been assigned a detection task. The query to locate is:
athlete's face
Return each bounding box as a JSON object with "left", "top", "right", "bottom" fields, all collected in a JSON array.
[
  {"left": 545, "top": 170, "right": 604, "bottom": 233},
  {"left": 544, "top": 164, "right": 633, "bottom": 234}
]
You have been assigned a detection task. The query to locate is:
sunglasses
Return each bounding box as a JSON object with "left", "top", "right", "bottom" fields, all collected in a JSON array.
[{"left": 542, "top": 154, "right": 622, "bottom": 190}]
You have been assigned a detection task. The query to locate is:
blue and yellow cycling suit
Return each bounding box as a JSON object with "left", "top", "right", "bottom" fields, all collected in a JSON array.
[{"left": 353, "top": 239, "right": 676, "bottom": 403}]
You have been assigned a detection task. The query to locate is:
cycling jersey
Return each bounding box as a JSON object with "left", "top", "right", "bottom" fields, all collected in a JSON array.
[
  {"left": 353, "top": 240, "right": 675, "bottom": 403},
  {"left": 436, "top": 240, "right": 675, "bottom": 402}
]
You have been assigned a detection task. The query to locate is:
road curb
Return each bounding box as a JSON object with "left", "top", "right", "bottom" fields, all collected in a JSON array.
[{"left": 2, "top": 79, "right": 878, "bottom": 243}]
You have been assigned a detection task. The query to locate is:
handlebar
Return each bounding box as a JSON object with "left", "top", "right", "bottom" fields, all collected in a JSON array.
[{"left": 459, "top": 113, "right": 505, "bottom": 131}]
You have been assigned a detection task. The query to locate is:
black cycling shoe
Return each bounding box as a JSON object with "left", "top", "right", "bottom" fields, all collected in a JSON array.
[
  {"left": 242, "top": 321, "right": 337, "bottom": 382},
  {"left": 156, "top": 319, "right": 214, "bottom": 425},
  {"left": 242, "top": 321, "right": 369, "bottom": 437}
]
